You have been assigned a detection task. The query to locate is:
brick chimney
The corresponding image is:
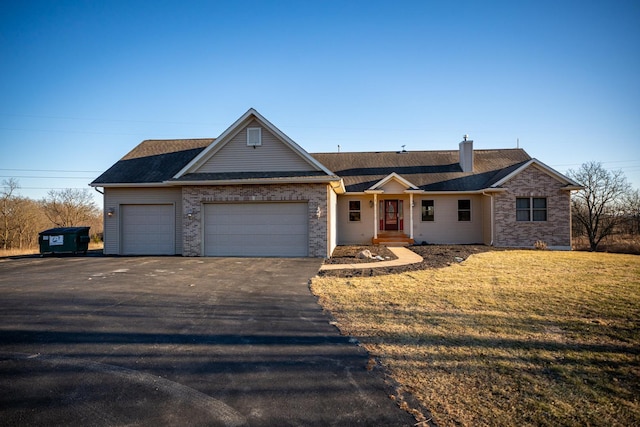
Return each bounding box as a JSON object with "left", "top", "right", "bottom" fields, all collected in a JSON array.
[{"left": 459, "top": 135, "right": 474, "bottom": 172}]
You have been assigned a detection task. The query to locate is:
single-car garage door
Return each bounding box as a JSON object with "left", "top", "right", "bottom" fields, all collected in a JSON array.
[
  {"left": 121, "top": 204, "right": 175, "bottom": 255},
  {"left": 204, "top": 203, "right": 308, "bottom": 257}
]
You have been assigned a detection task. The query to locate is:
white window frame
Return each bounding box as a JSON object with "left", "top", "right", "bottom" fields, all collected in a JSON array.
[{"left": 247, "top": 127, "right": 262, "bottom": 146}]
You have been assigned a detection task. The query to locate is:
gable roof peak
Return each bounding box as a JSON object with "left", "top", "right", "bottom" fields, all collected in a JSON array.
[{"left": 173, "top": 108, "right": 335, "bottom": 178}]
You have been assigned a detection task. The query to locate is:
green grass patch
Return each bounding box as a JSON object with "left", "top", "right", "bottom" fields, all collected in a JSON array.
[{"left": 311, "top": 251, "right": 640, "bottom": 426}]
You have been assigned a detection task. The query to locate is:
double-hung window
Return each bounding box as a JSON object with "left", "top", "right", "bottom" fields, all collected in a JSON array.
[
  {"left": 421, "top": 200, "right": 434, "bottom": 221},
  {"left": 458, "top": 199, "right": 471, "bottom": 221},
  {"left": 516, "top": 197, "right": 547, "bottom": 221},
  {"left": 349, "top": 201, "right": 361, "bottom": 222}
]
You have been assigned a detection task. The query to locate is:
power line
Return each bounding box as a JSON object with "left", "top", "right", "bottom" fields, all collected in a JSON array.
[
  {"left": 0, "top": 168, "right": 102, "bottom": 173},
  {"left": 0, "top": 176, "right": 94, "bottom": 179}
]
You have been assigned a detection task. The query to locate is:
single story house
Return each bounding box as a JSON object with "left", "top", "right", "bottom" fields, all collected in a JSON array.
[{"left": 91, "top": 108, "right": 582, "bottom": 257}]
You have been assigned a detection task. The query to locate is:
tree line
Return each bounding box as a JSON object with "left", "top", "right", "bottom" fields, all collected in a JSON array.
[
  {"left": 0, "top": 178, "right": 103, "bottom": 250},
  {"left": 568, "top": 162, "right": 639, "bottom": 251}
]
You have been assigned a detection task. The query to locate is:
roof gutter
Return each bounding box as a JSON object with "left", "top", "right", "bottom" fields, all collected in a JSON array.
[
  {"left": 356, "top": 188, "right": 506, "bottom": 196},
  {"left": 163, "top": 176, "right": 344, "bottom": 187}
]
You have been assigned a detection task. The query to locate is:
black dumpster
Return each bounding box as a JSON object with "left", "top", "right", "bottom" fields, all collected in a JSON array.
[{"left": 39, "top": 227, "right": 91, "bottom": 255}]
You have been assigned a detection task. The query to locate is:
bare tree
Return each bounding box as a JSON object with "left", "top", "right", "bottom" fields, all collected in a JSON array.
[
  {"left": 622, "top": 189, "right": 640, "bottom": 235},
  {"left": 0, "top": 179, "right": 20, "bottom": 250},
  {"left": 41, "top": 188, "right": 99, "bottom": 228},
  {"left": 567, "top": 162, "right": 631, "bottom": 251}
]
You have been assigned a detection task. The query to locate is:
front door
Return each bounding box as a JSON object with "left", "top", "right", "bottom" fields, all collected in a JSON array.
[{"left": 385, "top": 200, "right": 399, "bottom": 230}]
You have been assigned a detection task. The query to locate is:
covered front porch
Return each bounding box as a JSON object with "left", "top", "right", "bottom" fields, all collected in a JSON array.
[{"left": 367, "top": 191, "right": 419, "bottom": 246}]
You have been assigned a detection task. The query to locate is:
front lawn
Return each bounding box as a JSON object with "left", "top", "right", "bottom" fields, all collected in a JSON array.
[{"left": 311, "top": 250, "right": 640, "bottom": 426}]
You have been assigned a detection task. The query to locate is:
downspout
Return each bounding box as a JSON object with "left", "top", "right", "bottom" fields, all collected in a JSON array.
[
  {"left": 94, "top": 187, "right": 104, "bottom": 195},
  {"left": 482, "top": 191, "right": 494, "bottom": 246}
]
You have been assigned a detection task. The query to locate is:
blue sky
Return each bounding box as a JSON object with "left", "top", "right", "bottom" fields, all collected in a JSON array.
[{"left": 1, "top": 0, "right": 639, "bottom": 209}]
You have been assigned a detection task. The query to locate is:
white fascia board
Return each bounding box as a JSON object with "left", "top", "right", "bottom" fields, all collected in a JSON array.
[
  {"left": 561, "top": 185, "right": 584, "bottom": 191},
  {"left": 363, "top": 190, "right": 384, "bottom": 194},
  {"left": 89, "top": 182, "right": 170, "bottom": 188},
  {"left": 173, "top": 108, "right": 335, "bottom": 179},
  {"left": 420, "top": 189, "right": 507, "bottom": 195},
  {"left": 368, "top": 172, "right": 419, "bottom": 191},
  {"left": 168, "top": 176, "right": 342, "bottom": 186},
  {"left": 491, "top": 159, "right": 581, "bottom": 188}
]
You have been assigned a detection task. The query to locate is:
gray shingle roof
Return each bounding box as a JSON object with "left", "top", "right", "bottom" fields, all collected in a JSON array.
[
  {"left": 310, "top": 149, "right": 531, "bottom": 192},
  {"left": 92, "top": 137, "right": 532, "bottom": 192},
  {"left": 91, "top": 139, "right": 214, "bottom": 184}
]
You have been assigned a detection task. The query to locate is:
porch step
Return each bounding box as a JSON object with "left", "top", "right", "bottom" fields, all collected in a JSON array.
[{"left": 372, "top": 234, "right": 414, "bottom": 246}]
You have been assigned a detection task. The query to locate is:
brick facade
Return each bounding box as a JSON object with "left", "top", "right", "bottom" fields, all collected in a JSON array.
[
  {"left": 493, "top": 165, "right": 572, "bottom": 248},
  {"left": 182, "top": 183, "right": 329, "bottom": 257}
]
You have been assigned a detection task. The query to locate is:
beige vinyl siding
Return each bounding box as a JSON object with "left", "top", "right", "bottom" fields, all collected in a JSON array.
[
  {"left": 412, "top": 195, "right": 484, "bottom": 244},
  {"left": 336, "top": 196, "right": 374, "bottom": 245},
  {"left": 103, "top": 187, "right": 183, "bottom": 255},
  {"left": 196, "top": 119, "right": 316, "bottom": 173},
  {"left": 379, "top": 180, "right": 408, "bottom": 193}
]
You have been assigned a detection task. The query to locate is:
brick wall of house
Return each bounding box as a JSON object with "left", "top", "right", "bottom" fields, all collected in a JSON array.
[
  {"left": 494, "top": 165, "right": 572, "bottom": 248},
  {"left": 182, "top": 183, "right": 329, "bottom": 257}
]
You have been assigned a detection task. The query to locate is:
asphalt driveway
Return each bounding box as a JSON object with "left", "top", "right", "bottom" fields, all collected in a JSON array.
[{"left": 0, "top": 256, "right": 415, "bottom": 426}]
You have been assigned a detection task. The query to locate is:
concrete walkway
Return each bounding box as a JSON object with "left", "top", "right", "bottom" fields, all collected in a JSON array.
[{"left": 320, "top": 246, "right": 423, "bottom": 270}]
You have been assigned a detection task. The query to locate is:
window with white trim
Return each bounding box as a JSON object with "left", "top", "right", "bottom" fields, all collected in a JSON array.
[
  {"left": 516, "top": 197, "right": 547, "bottom": 221},
  {"left": 349, "top": 201, "right": 361, "bottom": 222},
  {"left": 458, "top": 199, "right": 471, "bottom": 221},
  {"left": 247, "top": 127, "right": 262, "bottom": 146},
  {"left": 421, "top": 200, "right": 434, "bottom": 221}
]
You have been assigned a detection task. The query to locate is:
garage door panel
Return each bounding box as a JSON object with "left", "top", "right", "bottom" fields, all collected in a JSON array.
[
  {"left": 121, "top": 204, "right": 175, "bottom": 255},
  {"left": 204, "top": 203, "right": 308, "bottom": 257}
]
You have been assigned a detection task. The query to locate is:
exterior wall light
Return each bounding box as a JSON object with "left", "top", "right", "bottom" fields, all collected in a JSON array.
[
  {"left": 186, "top": 209, "right": 194, "bottom": 219},
  {"left": 316, "top": 206, "right": 322, "bottom": 219},
  {"left": 107, "top": 207, "right": 115, "bottom": 217},
  {"left": 369, "top": 200, "right": 374, "bottom": 208}
]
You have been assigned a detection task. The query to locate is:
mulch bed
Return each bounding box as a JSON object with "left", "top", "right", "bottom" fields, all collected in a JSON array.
[{"left": 319, "top": 244, "right": 496, "bottom": 277}]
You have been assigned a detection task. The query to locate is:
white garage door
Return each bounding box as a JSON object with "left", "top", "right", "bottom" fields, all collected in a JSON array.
[
  {"left": 204, "top": 203, "right": 308, "bottom": 257},
  {"left": 121, "top": 204, "right": 175, "bottom": 255}
]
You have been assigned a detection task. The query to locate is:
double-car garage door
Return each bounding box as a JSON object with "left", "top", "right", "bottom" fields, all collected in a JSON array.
[
  {"left": 204, "top": 202, "right": 308, "bottom": 257},
  {"left": 119, "top": 202, "right": 309, "bottom": 257}
]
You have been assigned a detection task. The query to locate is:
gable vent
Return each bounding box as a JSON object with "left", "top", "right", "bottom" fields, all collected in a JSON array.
[{"left": 247, "top": 127, "right": 262, "bottom": 146}]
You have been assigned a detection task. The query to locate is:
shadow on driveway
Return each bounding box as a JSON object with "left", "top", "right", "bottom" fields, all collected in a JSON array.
[{"left": 0, "top": 256, "right": 416, "bottom": 426}]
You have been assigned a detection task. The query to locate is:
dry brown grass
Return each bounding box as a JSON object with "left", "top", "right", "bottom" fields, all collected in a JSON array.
[
  {"left": 573, "top": 234, "right": 640, "bottom": 255},
  {"left": 311, "top": 250, "right": 640, "bottom": 426},
  {"left": 0, "top": 242, "right": 103, "bottom": 257}
]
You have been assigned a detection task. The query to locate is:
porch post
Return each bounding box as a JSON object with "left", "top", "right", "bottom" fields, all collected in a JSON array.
[
  {"left": 373, "top": 193, "right": 378, "bottom": 239},
  {"left": 409, "top": 193, "right": 414, "bottom": 240}
]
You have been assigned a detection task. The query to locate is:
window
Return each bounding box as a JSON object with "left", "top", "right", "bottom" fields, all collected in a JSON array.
[
  {"left": 421, "top": 200, "right": 434, "bottom": 221},
  {"left": 516, "top": 197, "right": 547, "bottom": 221},
  {"left": 247, "top": 127, "right": 262, "bottom": 146},
  {"left": 458, "top": 199, "right": 471, "bottom": 221},
  {"left": 349, "top": 200, "right": 361, "bottom": 221}
]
